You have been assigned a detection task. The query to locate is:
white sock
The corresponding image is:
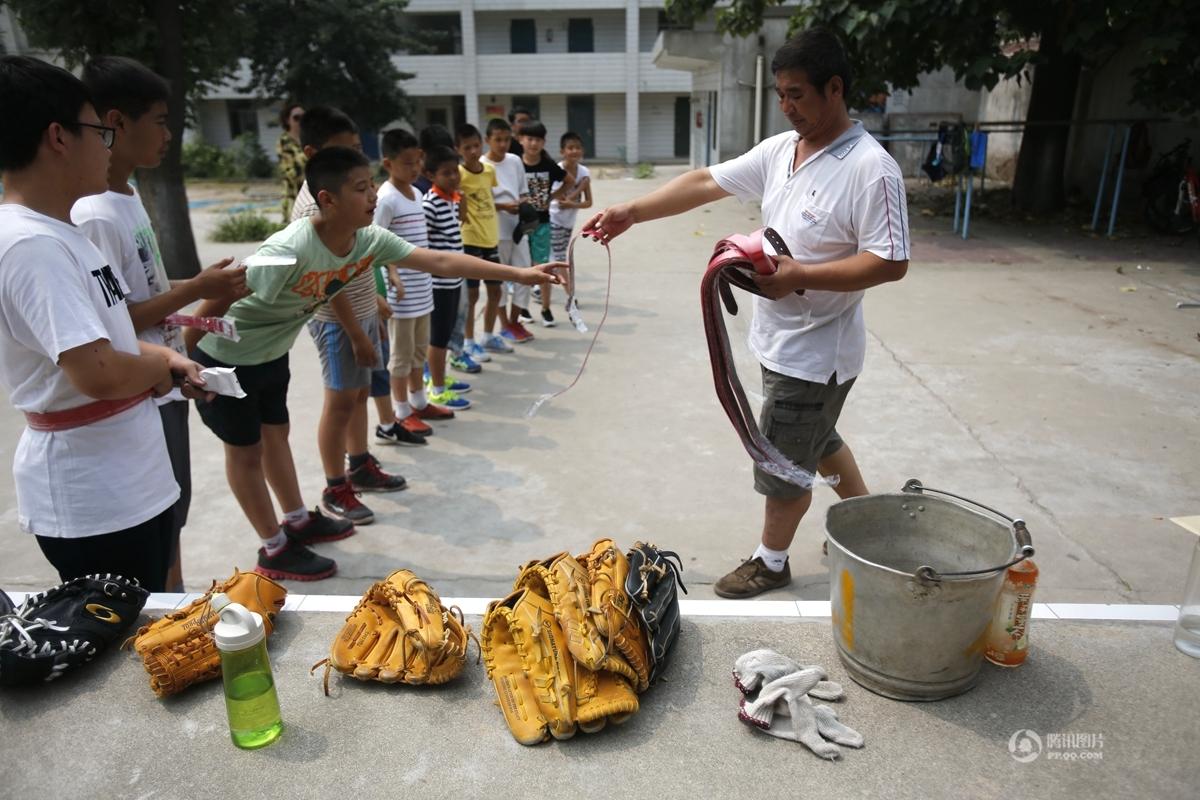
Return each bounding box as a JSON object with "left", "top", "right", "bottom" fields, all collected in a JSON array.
[
  {"left": 393, "top": 400, "right": 412, "bottom": 419},
  {"left": 432, "top": 384, "right": 445, "bottom": 395},
  {"left": 262, "top": 528, "right": 288, "bottom": 556},
  {"left": 283, "top": 506, "right": 308, "bottom": 526},
  {"left": 753, "top": 543, "right": 789, "bottom": 573},
  {"left": 409, "top": 388, "right": 428, "bottom": 410},
  {"left": 465, "top": 337, "right": 475, "bottom": 348}
]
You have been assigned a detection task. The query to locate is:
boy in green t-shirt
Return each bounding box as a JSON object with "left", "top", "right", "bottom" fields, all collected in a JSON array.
[{"left": 190, "top": 147, "right": 559, "bottom": 581}]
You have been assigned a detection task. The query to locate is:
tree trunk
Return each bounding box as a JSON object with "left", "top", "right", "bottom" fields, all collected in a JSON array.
[
  {"left": 138, "top": 0, "right": 200, "bottom": 279},
  {"left": 1011, "top": 27, "right": 1082, "bottom": 213}
]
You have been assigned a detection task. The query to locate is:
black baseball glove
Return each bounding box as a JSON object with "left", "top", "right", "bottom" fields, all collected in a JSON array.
[
  {"left": 0, "top": 574, "right": 150, "bottom": 686},
  {"left": 624, "top": 542, "right": 686, "bottom": 686}
]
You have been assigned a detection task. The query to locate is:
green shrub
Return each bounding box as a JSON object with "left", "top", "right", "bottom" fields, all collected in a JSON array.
[
  {"left": 182, "top": 141, "right": 234, "bottom": 179},
  {"left": 634, "top": 162, "right": 655, "bottom": 179},
  {"left": 211, "top": 213, "right": 283, "bottom": 243},
  {"left": 227, "top": 132, "right": 276, "bottom": 179}
]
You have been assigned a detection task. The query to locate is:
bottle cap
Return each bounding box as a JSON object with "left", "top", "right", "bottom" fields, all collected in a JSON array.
[{"left": 211, "top": 593, "right": 266, "bottom": 651}]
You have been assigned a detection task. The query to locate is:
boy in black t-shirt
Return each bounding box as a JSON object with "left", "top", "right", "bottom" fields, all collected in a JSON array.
[{"left": 516, "top": 120, "right": 571, "bottom": 327}]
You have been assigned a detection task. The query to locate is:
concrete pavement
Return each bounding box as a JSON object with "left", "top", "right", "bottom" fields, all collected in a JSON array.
[{"left": 1, "top": 167, "right": 1198, "bottom": 604}]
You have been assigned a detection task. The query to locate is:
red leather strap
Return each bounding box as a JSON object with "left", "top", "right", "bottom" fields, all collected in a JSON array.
[
  {"left": 701, "top": 227, "right": 820, "bottom": 488},
  {"left": 24, "top": 391, "right": 152, "bottom": 432}
]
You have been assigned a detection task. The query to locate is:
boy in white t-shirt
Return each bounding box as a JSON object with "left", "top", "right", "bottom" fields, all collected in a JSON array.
[
  {"left": 71, "top": 56, "right": 248, "bottom": 592},
  {"left": 549, "top": 130, "right": 593, "bottom": 287},
  {"left": 483, "top": 118, "right": 534, "bottom": 345},
  {"left": 0, "top": 56, "right": 211, "bottom": 592}
]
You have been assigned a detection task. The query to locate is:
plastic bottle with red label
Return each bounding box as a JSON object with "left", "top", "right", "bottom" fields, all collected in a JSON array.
[{"left": 985, "top": 559, "right": 1038, "bottom": 667}]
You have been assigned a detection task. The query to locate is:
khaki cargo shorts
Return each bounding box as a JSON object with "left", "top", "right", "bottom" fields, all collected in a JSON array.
[{"left": 753, "top": 366, "right": 856, "bottom": 498}]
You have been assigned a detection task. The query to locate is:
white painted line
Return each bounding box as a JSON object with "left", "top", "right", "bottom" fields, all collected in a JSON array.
[
  {"left": 681, "top": 600, "right": 800, "bottom": 617},
  {"left": 145, "top": 593, "right": 188, "bottom": 612},
  {"left": 450, "top": 598, "right": 492, "bottom": 616},
  {"left": 1031, "top": 603, "right": 1059, "bottom": 620},
  {"left": 797, "top": 601, "right": 832, "bottom": 617},
  {"left": 1045, "top": 603, "right": 1179, "bottom": 622},
  {"left": 294, "top": 595, "right": 356, "bottom": 613},
  {"left": 281, "top": 595, "right": 306, "bottom": 612}
]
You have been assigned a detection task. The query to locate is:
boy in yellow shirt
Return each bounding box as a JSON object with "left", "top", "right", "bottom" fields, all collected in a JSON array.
[{"left": 455, "top": 123, "right": 501, "bottom": 363}]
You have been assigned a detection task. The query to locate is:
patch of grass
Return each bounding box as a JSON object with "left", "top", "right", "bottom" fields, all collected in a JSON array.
[
  {"left": 211, "top": 213, "right": 284, "bottom": 243},
  {"left": 634, "top": 162, "right": 655, "bottom": 179}
]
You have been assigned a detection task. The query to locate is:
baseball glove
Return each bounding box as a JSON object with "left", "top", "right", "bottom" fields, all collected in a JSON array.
[
  {"left": 130, "top": 569, "right": 286, "bottom": 697},
  {"left": 0, "top": 574, "right": 149, "bottom": 686},
  {"left": 313, "top": 569, "right": 475, "bottom": 694},
  {"left": 514, "top": 553, "right": 639, "bottom": 686},
  {"left": 625, "top": 542, "right": 687, "bottom": 686},
  {"left": 578, "top": 538, "right": 652, "bottom": 691}
]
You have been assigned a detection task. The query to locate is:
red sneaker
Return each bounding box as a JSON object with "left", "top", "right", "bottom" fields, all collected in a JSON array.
[
  {"left": 504, "top": 322, "right": 535, "bottom": 343},
  {"left": 400, "top": 414, "right": 433, "bottom": 435},
  {"left": 414, "top": 402, "right": 455, "bottom": 421}
]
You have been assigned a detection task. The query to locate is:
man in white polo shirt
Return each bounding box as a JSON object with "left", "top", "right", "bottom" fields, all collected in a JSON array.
[{"left": 583, "top": 29, "right": 910, "bottom": 598}]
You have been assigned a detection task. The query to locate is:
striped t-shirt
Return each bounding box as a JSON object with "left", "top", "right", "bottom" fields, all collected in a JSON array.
[
  {"left": 422, "top": 187, "right": 463, "bottom": 290},
  {"left": 374, "top": 180, "right": 433, "bottom": 319},
  {"left": 292, "top": 180, "right": 381, "bottom": 322}
]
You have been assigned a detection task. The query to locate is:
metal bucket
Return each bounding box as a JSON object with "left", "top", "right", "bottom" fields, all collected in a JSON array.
[{"left": 826, "top": 479, "right": 1035, "bottom": 701}]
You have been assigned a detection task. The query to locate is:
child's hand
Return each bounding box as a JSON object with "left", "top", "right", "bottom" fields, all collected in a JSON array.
[
  {"left": 376, "top": 295, "right": 392, "bottom": 321},
  {"left": 164, "top": 352, "right": 216, "bottom": 402},
  {"left": 517, "top": 263, "right": 566, "bottom": 286},
  {"left": 351, "top": 331, "right": 377, "bottom": 367},
  {"left": 194, "top": 258, "right": 249, "bottom": 301}
]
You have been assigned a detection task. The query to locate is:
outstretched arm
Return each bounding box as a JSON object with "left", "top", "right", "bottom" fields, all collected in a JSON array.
[{"left": 581, "top": 168, "right": 730, "bottom": 243}]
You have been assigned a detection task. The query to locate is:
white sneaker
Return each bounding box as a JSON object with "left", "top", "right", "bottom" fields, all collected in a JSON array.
[
  {"left": 483, "top": 333, "right": 514, "bottom": 353},
  {"left": 465, "top": 341, "right": 491, "bottom": 362}
]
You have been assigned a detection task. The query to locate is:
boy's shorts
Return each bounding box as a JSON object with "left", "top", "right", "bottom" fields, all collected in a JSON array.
[
  {"left": 371, "top": 331, "right": 391, "bottom": 398},
  {"left": 498, "top": 240, "right": 531, "bottom": 308},
  {"left": 307, "top": 313, "right": 384, "bottom": 391},
  {"left": 430, "top": 286, "right": 460, "bottom": 349},
  {"left": 192, "top": 350, "right": 290, "bottom": 447},
  {"left": 158, "top": 399, "right": 191, "bottom": 539},
  {"left": 753, "top": 366, "right": 856, "bottom": 499},
  {"left": 388, "top": 314, "right": 430, "bottom": 375},
  {"left": 464, "top": 245, "right": 502, "bottom": 286},
  {"left": 551, "top": 223, "right": 572, "bottom": 263},
  {"left": 528, "top": 222, "right": 551, "bottom": 264}
]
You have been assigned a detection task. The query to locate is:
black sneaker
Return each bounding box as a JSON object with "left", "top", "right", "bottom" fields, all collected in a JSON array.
[
  {"left": 255, "top": 539, "right": 337, "bottom": 581},
  {"left": 348, "top": 456, "right": 408, "bottom": 493},
  {"left": 540, "top": 308, "right": 556, "bottom": 327},
  {"left": 517, "top": 307, "right": 534, "bottom": 324},
  {"left": 714, "top": 557, "right": 791, "bottom": 599},
  {"left": 284, "top": 508, "right": 356, "bottom": 545},
  {"left": 375, "top": 422, "right": 427, "bottom": 446},
  {"left": 321, "top": 482, "right": 375, "bottom": 524}
]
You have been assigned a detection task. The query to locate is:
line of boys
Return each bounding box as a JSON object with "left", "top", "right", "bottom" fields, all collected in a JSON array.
[{"left": 0, "top": 54, "right": 567, "bottom": 589}]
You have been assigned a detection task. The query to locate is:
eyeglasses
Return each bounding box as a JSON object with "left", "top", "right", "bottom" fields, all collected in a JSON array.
[{"left": 77, "top": 122, "right": 116, "bottom": 148}]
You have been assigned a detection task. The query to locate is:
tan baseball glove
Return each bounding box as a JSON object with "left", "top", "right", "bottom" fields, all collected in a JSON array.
[
  {"left": 578, "top": 538, "right": 652, "bottom": 692},
  {"left": 514, "top": 552, "right": 639, "bottom": 686},
  {"left": 313, "top": 569, "right": 475, "bottom": 694},
  {"left": 130, "top": 569, "right": 287, "bottom": 697}
]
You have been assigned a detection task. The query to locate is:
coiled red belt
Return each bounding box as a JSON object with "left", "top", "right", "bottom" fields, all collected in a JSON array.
[
  {"left": 701, "top": 228, "right": 821, "bottom": 488},
  {"left": 23, "top": 392, "right": 152, "bottom": 432}
]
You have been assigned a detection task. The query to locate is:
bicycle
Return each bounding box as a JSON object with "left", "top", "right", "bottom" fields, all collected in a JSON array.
[{"left": 1143, "top": 139, "right": 1200, "bottom": 235}]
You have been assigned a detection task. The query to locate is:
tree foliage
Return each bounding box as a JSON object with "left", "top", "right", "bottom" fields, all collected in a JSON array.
[{"left": 665, "top": 0, "right": 1200, "bottom": 118}]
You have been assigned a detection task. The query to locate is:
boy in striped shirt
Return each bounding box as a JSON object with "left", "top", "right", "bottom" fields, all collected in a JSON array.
[{"left": 422, "top": 146, "right": 471, "bottom": 410}]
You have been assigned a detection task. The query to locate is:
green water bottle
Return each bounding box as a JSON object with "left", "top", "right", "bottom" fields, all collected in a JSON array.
[{"left": 211, "top": 592, "right": 283, "bottom": 749}]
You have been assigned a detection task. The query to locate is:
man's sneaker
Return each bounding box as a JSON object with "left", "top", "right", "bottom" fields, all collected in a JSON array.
[
  {"left": 428, "top": 387, "right": 471, "bottom": 410},
  {"left": 483, "top": 333, "right": 514, "bottom": 353},
  {"left": 283, "top": 508, "right": 355, "bottom": 545},
  {"left": 321, "top": 482, "right": 375, "bottom": 525},
  {"left": 375, "top": 422, "right": 427, "bottom": 446},
  {"left": 517, "top": 307, "right": 534, "bottom": 324},
  {"left": 426, "top": 376, "right": 472, "bottom": 394},
  {"left": 349, "top": 456, "right": 408, "bottom": 493},
  {"left": 414, "top": 403, "right": 455, "bottom": 421},
  {"left": 713, "top": 557, "right": 791, "bottom": 599},
  {"left": 255, "top": 539, "right": 336, "bottom": 582},
  {"left": 502, "top": 322, "right": 534, "bottom": 343},
  {"left": 540, "top": 308, "right": 556, "bottom": 327},
  {"left": 449, "top": 352, "right": 482, "bottom": 374},
  {"left": 465, "top": 340, "right": 491, "bottom": 362},
  {"left": 531, "top": 285, "right": 542, "bottom": 302},
  {"left": 401, "top": 414, "right": 434, "bottom": 435}
]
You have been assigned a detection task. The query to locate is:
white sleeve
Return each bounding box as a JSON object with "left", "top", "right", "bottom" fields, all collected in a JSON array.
[
  {"left": 73, "top": 214, "right": 136, "bottom": 297},
  {"left": 372, "top": 194, "right": 392, "bottom": 228},
  {"left": 0, "top": 237, "right": 111, "bottom": 361},
  {"left": 708, "top": 141, "right": 769, "bottom": 202},
  {"left": 854, "top": 170, "right": 911, "bottom": 262}
]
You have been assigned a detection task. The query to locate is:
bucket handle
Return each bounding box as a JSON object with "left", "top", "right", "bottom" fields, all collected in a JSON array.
[{"left": 902, "top": 479, "right": 1035, "bottom": 582}]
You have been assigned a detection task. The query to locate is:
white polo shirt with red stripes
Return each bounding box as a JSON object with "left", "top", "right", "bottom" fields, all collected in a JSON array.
[{"left": 709, "top": 121, "right": 910, "bottom": 385}]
